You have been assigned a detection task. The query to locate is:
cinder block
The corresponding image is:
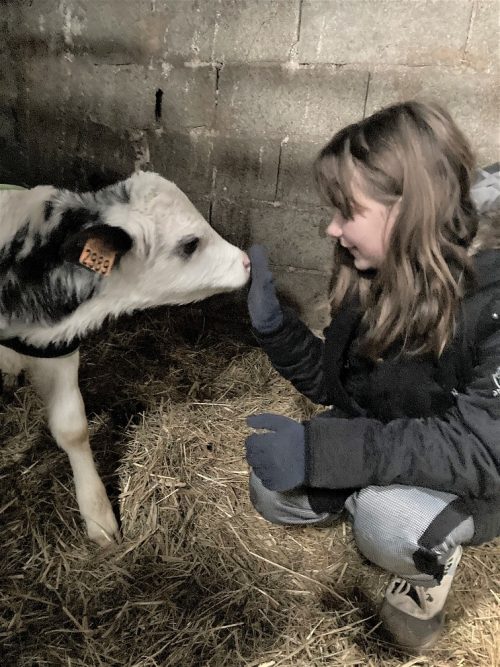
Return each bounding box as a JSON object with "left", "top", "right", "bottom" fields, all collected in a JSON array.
[
  {"left": 4, "top": 1, "right": 64, "bottom": 56},
  {"left": 213, "top": 135, "right": 281, "bottom": 200},
  {"left": 81, "top": 1, "right": 169, "bottom": 65},
  {"left": 5, "top": 1, "right": 216, "bottom": 65},
  {"left": 22, "top": 57, "right": 216, "bottom": 134},
  {"left": 276, "top": 139, "right": 327, "bottom": 205},
  {"left": 0, "top": 81, "right": 27, "bottom": 185},
  {"left": 273, "top": 267, "right": 332, "bottom": 332},
  {"left": 62, "top": 121, "right": 137, "bottom": 190},
  {"left": 210, "top": 199, "right": 251, "bottom": 249},
  {"left": 465, "top": 0, "right": 500, "bottom": 72},
  {"left": 213, "top": 0, "right": 300, "bottom": 62},
  {"left": 186, "top": 194, "right": 211, "bottom": 221},
  {"left": 0, "top": 139, "right": 28, "bottom": 186},
  {"left": 212, "top": 199, "right": 333, "bottom": 271},
  {"left": 21, "top": 58, "right": 156, "bottom": 131},
  {"left": 297, "top": 0, "right": 472, "bottom": 66},
  {"left": 81, "top": 0, "right": 217, "bottom": 64},
  {"left": 0, "top": 7, "right": 13, "bottom": 54},
  {"left": 198, "top": 215, "right": 333, "bottom": 330},
  {"left": 216, "top": 64, "right": 368, "bottom": 139},
  {"left": 0, "top": 55, "right": 18, "bottom": 107},
  {"left": 248, "top": 203, "right": 334, "bottom": 272},
  {"left": 148, "top": 129, "right": 214, "bottom": 195},
  {"left": 160, "top": 1, "right": 216, "bottom": 62},
  {"left": 12, "top": 113, "right": 136, "bottom": 188},
  {"left": 366, "top": 67, "right": 500, "bottom": 164},
  {"left": 0, "top": 109, "right": 16, "bottom": 141}
]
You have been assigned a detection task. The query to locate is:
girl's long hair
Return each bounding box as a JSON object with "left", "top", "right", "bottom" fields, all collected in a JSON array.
[{"left": 314, "top": 100, "right": 479, "bottom": 359}]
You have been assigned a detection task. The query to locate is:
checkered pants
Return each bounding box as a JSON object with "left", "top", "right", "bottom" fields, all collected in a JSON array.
[{"left": 249, "top": 472, "right": 474, "bottom": 586}]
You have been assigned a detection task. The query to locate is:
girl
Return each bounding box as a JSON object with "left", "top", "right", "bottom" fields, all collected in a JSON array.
[{"left": 244, "top": 101, "right": 500, "bottom": 652}]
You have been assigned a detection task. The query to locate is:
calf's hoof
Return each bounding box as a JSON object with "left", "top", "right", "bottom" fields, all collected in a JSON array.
[{"left": 86, "top": 511, "right": 120, "bottom": 548}]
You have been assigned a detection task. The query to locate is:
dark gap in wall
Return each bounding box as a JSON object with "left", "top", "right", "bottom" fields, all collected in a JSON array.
[
  {"left": 274, "top": 142, "right": 284, "bottom": 201},
  {"left": 214, "top": 62, "right": 223, "bottom": 106},
  {"left": 155, "top": 89, "right": 163, "bottom": 121}
]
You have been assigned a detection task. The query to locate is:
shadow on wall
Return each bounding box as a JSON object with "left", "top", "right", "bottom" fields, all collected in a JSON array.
[
  {"left": 1, "top": 85, "right": 283, "bottom": 203},
  {"left": 3, "top": 110, "right": 140, "bottom": 190},
  {"left": 1, "top": 6, "right": 183, "bottom": 188},
  {"left": 3, "top": 8, "right": 318, "bottom": 199},
  {"left": 4, "top": 0, "right": 172, "bottom": 66}
]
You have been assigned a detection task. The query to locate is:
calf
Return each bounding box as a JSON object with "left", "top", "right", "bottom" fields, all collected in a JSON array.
[{"left": 0, "top": 171, "right": 250, "bottom": 546}]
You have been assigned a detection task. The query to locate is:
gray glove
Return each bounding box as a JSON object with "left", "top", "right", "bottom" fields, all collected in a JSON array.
[
  {"left": 245, "top": 413, "right": 306, "bottom": 492},
  {"left": 247, "top": 244, "right": 283, "bottom": 334}
]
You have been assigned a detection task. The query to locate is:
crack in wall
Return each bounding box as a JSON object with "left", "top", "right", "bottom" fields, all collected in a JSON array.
[
  {"left": 462, "top": 0, "right": 478, "bottom": 63},
  {"left": 362, "top": 72, "right": 371, "bottom": 119},
  {"left": 274, "top": 138, "right": 288, "bottom": 202},
  {"left": 288, "top": 0, "right": 304, "bottom": 61},
  {"left": 214, "top": 61, "right": 223, "bottom": 106}
]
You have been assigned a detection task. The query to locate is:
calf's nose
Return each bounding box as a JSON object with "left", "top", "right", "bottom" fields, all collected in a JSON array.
[{"left": 242, "top": 251, "right": 251, "bottom": 271}]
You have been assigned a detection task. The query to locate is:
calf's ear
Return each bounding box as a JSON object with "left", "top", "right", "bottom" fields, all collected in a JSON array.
[{"left": 62, "top": 224, "right": 133, "bottom": 276}]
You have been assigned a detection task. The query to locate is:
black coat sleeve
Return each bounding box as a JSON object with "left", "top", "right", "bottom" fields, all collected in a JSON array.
[
  {"left": 253, "top": 306, "right": 330, "bottom": 405},
  {"left": 305, "top": 328, "right": 500, "bottom": 501}
]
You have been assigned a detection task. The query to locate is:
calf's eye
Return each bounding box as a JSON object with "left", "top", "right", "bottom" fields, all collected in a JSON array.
[{"left": 177, "top": 235, "right": 200, "bottom": 258}]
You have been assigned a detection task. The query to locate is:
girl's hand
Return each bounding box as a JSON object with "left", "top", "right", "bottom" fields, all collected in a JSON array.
[
  {"left": 245, "top": 413, "right": 306, "bottom": 492},
  {"left": 247, "top": 245, "right": 283, "bottom": 334}
]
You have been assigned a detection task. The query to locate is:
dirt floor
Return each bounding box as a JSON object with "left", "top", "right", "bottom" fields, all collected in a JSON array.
[{"left": 1, "top": 307, "right": 498, "bottom": 667}]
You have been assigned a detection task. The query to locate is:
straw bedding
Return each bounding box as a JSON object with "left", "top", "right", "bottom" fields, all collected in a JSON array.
[{"left": 1, "top": 307, "right": 498, "bottom": 666}]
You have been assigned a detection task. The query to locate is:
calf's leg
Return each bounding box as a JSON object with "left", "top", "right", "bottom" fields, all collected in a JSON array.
[
  {"left": 0, "top": 344, "right": 26, "bottom": 393},
  {"left": 27, "top": 351, "right": 119, "bottom": 546}
]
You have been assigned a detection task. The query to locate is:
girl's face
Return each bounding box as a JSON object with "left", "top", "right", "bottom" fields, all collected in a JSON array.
[{"left": 326, "top": 184, "right": 399, "bottom": 271}]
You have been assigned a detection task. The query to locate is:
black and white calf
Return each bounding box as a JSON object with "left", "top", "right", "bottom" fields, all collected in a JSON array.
[{"left": 0, "top": 171, "right": 250, "bottom": 546}]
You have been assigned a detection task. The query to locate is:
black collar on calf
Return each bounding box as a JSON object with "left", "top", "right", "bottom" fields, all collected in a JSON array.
[{"left": 0, "top": 335, "right": 79, "bottom": 358}]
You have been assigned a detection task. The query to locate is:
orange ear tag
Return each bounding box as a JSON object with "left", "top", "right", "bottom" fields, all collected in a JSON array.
[{"left": 79, "top": 238, "right": 117, "bottom": 276}]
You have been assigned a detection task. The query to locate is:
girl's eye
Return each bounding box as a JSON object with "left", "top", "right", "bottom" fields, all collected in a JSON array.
[
  {"left": 337, "top": 210, "right": 352, "bottom": 223},
  {"left": 345, "top": 201, "right": 359, "bottom": 219}
]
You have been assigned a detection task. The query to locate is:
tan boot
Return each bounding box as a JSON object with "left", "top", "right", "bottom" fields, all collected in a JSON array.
[{"left": 380, "top": 546, "right": 462, "bottom": 652}]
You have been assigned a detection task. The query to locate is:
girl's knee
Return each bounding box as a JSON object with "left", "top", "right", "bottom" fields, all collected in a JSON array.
[
  {"left": 249, "top": 472, "right": 290, "bottom": 525},
  {"left": 345, "top": 485, "right": 474, "bottom": 583},
  {"left": 249, "top": 473, "right": 338, "bottom": 527}
]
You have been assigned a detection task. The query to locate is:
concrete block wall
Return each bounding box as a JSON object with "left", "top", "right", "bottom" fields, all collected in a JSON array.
[{"left": 1, "top": 0, "right": 498, "bottom": 328}]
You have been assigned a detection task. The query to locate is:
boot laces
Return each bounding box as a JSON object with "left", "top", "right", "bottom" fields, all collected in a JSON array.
[{"left": 385, "top": 546, "right": 462, "bottom": 621}]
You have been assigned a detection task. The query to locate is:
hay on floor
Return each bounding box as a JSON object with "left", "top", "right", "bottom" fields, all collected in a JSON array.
[{"left": 1, "top": 307, "right": 498, "bottom": 667}]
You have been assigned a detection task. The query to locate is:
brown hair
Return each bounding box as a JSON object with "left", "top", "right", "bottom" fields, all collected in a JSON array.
[{"left": 314, "top": 100, "right": 479, "bottom": 359}]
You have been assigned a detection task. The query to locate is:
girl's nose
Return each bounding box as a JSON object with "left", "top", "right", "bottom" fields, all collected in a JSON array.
[{"left": 327, "top": 219, "right": 343, "bottom": 238}]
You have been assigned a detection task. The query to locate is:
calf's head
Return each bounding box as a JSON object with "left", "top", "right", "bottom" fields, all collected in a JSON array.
[{"left": 64, "top": 171, "right": 250, "bottom": 309}]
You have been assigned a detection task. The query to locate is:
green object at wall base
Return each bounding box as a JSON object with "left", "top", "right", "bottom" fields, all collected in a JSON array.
[{"left": 0, "top": 183, "right": 27, "bottom": 190}]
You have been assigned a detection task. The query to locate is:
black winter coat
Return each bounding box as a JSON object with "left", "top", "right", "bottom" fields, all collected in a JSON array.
[{"left": 254, "top": 249, "right": 500, "bottom": 545}]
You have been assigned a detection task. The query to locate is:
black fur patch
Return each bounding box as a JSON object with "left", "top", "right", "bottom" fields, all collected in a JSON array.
[
  {"left": 1, "top": 183, "right": 133, "bottom": 328},
  {"left": 14, "top": 208, "right": 101, "bottom": 283},
  {"left": 44, "top": 200, "right": 54, "bottom": 221},
  {"left": 0, "top": 208, "right": 103, "bottom": 324},
  {"left": 0, "top": 223, "right": 29, "bottom": 269},
  {"left": 0, "top": 273, "right": 98, "bottom": 323}
]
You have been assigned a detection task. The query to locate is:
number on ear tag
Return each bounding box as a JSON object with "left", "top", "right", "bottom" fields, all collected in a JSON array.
[{"left": 79, "top": 239, "right": 117, "bottom": 276}]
